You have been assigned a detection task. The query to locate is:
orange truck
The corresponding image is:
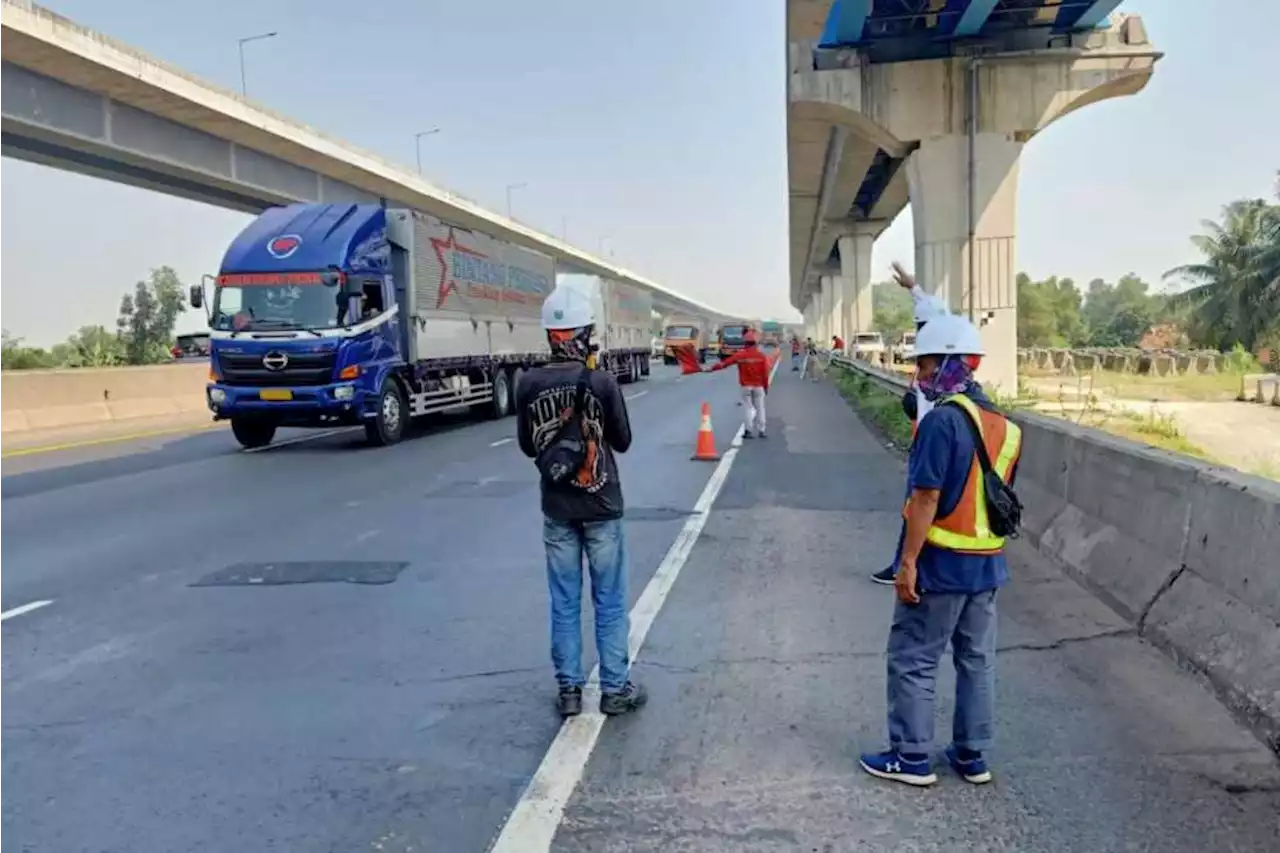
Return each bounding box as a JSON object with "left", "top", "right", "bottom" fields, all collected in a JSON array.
[{"left": 662, "top": 314, "right": 709, "bottom": 365}]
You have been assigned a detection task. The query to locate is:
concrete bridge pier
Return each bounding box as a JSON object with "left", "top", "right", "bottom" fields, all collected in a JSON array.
[
  {"left": 892, "top": 28, "right": 1159, "bottom": 389},
  {"left": 837, "top": 228, "right": 875, "bottom": 337}
]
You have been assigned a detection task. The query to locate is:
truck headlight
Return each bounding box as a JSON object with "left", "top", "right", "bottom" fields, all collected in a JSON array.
[
  {"left": 333, "top": 384, "right": 355, "bottom": 401},
  {"left": 208, "top": 388, "right": 227, "bottom": 404}
]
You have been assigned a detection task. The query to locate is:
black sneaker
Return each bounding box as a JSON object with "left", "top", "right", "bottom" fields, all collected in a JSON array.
[
  {"left": 871, "top": 565, "right": 897, "bottom": 585},
  {"left": 742, "top": 431, "right": 754, "bottom": 439},
  {"left": 600, "top": 681, "right": 648, "bottom": 716},
  {"left": 557, "top": 686, "right": 582, "bottom": 718},
  {"left": 757, "top": 431, "right": 768, "bottom": 439}
]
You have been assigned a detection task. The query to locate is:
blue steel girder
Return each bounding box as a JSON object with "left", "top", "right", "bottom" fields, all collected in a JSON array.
[{"left": 817, "top": 0, "right": 1125, "bottom": 55}]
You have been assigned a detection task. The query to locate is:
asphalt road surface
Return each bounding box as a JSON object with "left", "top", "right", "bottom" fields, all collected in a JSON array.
[{"left": 3, "top": 361, "right": 1278, "bottom": 852}]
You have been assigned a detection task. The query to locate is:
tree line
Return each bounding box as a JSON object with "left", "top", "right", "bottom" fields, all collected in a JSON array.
[
  {"left": 2, "top": 267, "right": 188, "bottom": 370},
  {"left": 873, "top": 179, "right": 1279, "bottom": 356}
]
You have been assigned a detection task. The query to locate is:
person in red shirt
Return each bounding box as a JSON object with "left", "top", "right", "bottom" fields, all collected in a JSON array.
[
  {"left": 709, "top": 329, "right": 771, "bottom": 439},
  {"left": 832, "top": 334, "right": 846, "bottom": 354}
]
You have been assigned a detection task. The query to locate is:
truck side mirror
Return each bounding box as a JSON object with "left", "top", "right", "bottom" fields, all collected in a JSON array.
[{"left": 189, "top": 284, "right": 203, "bottom": 309}]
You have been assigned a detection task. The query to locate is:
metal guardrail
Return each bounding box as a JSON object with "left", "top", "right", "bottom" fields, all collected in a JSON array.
[{"left": 829, "top": 353, "right": 911, "bottom": 395}]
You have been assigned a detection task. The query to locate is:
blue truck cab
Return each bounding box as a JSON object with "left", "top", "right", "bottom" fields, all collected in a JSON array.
[{"left": 198, "top": 203, "right": 410, "bottom": 449}]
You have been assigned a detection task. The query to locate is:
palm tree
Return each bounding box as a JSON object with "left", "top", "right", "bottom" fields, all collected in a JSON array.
[{"left": 1164, "top": 194, "right": 1280, "bottom": 352}]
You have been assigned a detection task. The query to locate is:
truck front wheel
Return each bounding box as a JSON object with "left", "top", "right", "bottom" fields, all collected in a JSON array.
[
  {"left": 365, "top": 377, "right": 407, "bottom": 446},
  {"left": 231, "top": 418, "right": 276, "bottom": 449}
]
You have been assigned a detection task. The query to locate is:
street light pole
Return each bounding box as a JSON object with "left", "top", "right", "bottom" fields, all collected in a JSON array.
[
  {"left": 414, "top": 128, "right": 440, "bottom": 176},
  {"left": 505, "top": 182, "right": 528, "bottom": 218},
  {"left": 237, "top": 31, "right": 278, "bottom": 97}
]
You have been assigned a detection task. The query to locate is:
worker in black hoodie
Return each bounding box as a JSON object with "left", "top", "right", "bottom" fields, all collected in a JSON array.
[{"left": 516, "top": 283, "right": 648, "bottom": 719}]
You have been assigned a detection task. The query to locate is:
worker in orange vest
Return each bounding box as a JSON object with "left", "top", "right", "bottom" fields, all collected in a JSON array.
[
  {"left": 859, "top": 313, "right": 1023, "bottom": 789},
  {"left": 871, "top": 262, "right": 953, "bottom": 585}
]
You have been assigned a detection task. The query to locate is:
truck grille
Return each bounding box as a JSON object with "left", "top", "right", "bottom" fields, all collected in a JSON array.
[{"left": 217, "top": 351, "right": 337, "bottom": 387}]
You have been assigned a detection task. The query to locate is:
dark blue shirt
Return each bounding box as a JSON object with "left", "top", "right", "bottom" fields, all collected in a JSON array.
[{"left": 906, "top": 386, "right": 1013, "bottom": 594}]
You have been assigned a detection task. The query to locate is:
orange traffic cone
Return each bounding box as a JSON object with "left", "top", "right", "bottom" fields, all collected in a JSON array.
[{"left": 691, "top": 402, "right": 720, "bottom": 462}]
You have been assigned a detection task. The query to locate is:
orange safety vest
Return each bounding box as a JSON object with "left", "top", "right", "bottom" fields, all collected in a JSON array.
[{"left": 905, "top": 394, "right": 1022, "bottom": 554}]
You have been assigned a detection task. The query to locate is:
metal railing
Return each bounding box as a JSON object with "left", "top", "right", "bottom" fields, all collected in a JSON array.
[{"left": 829, "top": 352, "right": 911, "bottom": 394}]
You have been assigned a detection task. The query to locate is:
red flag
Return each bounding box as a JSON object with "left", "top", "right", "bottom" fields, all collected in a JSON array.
[{"left": 674, "top": 344, "right": 704, "bottom": 375}]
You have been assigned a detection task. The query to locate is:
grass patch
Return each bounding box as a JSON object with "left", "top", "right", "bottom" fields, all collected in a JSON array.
[
  {"left": 1065, "top": 401, "right": 1214, "bottom": 461},
  {"left": 831, "top": 369, "right": 914, "bottom": 448},
  {"left": 1088, "top": 371, "right": 1243, "bottom": 403}
]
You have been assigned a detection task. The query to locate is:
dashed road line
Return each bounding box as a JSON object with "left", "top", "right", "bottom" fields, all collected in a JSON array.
[
  {"left": 490, "top": 437, "right": 515, "bottom": 447},
  {"left": 1, "top": 600, "right": 53, "bottom": 622},
  {"left": 240, "top": 427, "right": 361, "bottom": 453},
  {"left": 624, "top": 390, "right": 649, "bottom": 401}
]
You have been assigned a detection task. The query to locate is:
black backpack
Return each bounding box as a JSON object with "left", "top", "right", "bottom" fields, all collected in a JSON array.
[
  {"left": 944, "top": 401, "right": 1023, "bottom": 539},
  {"left": 536, "top": 368, "right": 592, "bottom": 486}
]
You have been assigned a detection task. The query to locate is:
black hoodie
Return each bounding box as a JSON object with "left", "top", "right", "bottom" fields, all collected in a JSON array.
[{"left": 516, "top": 362, "right": 633, "bottom": 522}]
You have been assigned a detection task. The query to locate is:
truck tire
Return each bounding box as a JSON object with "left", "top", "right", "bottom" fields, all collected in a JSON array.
[
  {"left": 511, "top": 366, "right": 525, "bottom": 400},
  {"left": 663, "top": 355, "right": 675, "bottom": 366},
  {"left": 630, "top": 355, "right": 641, "bottom": 383},
  {"left": 489, "top": 368, "right": 513, "bottom": 419},
  {"left": 231, "top": 418, "right": 276, "bottom": 450},
  {"left": 365, "top": 376, "right": 407, "bottom": 446},
  {"left": 640, "top": 354, "right": 651, "bottom": 377}
]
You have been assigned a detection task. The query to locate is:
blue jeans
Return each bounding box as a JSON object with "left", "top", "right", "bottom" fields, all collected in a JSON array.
[
  {"left": 886, "top": 589, "right": 998, "bottom": 753},
  {"left": 542, "top": 517, "right": 632, "bottom": 693}
]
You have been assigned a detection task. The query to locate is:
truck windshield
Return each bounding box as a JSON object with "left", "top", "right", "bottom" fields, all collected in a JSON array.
[
  {"left": 855, "top": 333, "right": 883, "bottom": 344},
  {"left": 665, "top": 326, "right": 696, "bottom": 339},
  {"left": 211, "top": 273, "right": 345, "bottom": 332},
  {"left": 721, "top": 325, "right": 747, "bottom": 341}
]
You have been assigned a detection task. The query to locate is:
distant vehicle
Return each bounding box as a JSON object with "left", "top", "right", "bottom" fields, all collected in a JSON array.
[
  {"left": 662, "top": 314, "right": 709, "bottom": 364},
  {"left": 171, "top": 332, "right": 210, "bottom": 359},
  {"left": 717, "top": 323, "right": 752, "bottom": 359},
  {"left": 851, "top": 331, "right": 886, "bottom": 362},
  {"left": 759, "top": 320, "right": 782, "bottom": 347},
  {"left": 893, "top": 331, "right": 916, "bottom": 363},
  {"left": 650, "top": 336, "right": 664, "bottom": 359}
]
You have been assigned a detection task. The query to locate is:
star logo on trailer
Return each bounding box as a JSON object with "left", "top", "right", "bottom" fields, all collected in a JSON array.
[
  {"left": 267, "top": 234, "right": 303, "bottom": 260},
  {"left": 430, "top": 229, "right": 487, "bottom": 309}
]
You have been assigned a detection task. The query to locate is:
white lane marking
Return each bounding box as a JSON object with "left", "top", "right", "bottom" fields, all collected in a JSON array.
[
  {"left": 490, "top": 437, "right": 515, "bottom": 447},
  {"left": 1, "top": 600, "right": 53, "bottom": 622},
  {"left": 489, "top": 356, "right": 780, "bottom": 852},
  {"left": 241, "top": 427, "right": 361, "bottom": 453},
  {"left": 355, "top": 529, "right": 380, "bottom": 543},
  {"left": 624, "top": 390, "right": 649, "bottom": 401}
]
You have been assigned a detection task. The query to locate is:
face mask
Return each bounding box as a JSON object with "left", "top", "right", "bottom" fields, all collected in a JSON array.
[{"left": 919, "top": 355, "right": 975, "bottom": 401}]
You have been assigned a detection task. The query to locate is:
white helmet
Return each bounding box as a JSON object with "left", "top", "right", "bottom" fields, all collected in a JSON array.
[
  {"left": 913, "top": 292, "right": 949, "bottom": 324},
  {"left": 541, "top": 283, "right": 596, "bottom": 330},
  {"left": 916, "top": 313, "right": 984, "bottom": 357}
]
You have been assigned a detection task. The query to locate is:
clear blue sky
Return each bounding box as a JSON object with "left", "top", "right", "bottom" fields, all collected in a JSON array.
[{"left": 2, "top": 0, "right": 1277, "bottom": 345}]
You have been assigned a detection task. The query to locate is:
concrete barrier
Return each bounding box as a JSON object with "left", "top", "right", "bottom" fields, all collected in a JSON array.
[
  {"left": 1016, "top": 411, "right": 1280, "bottom": 752},
  {"left": 831, "top": 357, "right": 1280, "bottom": 752},
  {"left": 0, "top": 362, "right": 209, "bottom": 434}
]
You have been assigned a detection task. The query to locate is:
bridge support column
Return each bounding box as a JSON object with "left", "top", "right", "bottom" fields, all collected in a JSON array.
[
  {"left": 837, "top": 230, "right": 875, "bottom": 336},
  {"left": 907, "top": 133, "right": 1022, "bottom": 393},
  {"left": 828, "top": 274, "right": 845, "bottom": 345},
  {"left": 819, "top": 276, "right": 835, "bottom": 346}
]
